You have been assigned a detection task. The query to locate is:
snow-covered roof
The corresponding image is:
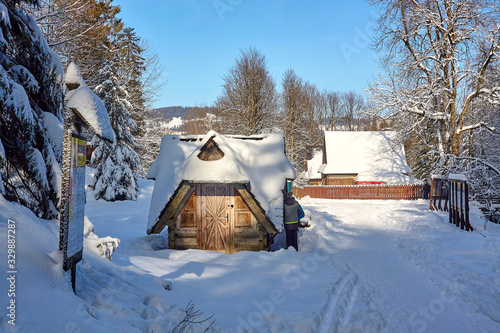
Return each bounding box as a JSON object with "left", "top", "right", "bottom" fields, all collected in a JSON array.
[
  {"left": 147, "top": 131, "right": 296, "bottom": 232},
  {"left": 64, "top": 63, "right": 115, "bottom": 142},
  {"left": 448, "top": 173, "right": 467, "bottom": 181},
  {"left": 321, "top": 131, "right": 415, "bottom": 184},
  {"left": 304, "top": 148, "right": 323, "bottom": 180},
  {"left": 65, "top": 62, "right": 86, "bottom": 88}
]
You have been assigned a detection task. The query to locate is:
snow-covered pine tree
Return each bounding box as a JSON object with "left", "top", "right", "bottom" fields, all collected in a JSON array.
[
  {"left": 0, "top": 0, "right": 65, "bottom": 217},
  {"left": 91, "top": 63, "right": 141, "bottom": 201},
  {"left": 115, "top": 27, "right": 149, "bottom": 175},
  {"left": 116, "top": 27, "right": 146, "bottom": 129},
  {"left": 30, "top": 2, "right": 164, "bottom": 177}
]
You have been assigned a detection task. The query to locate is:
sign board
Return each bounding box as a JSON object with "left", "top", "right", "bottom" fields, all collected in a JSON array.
[{"left": 62, "top": 132, "right": 86, "bottom": 271}]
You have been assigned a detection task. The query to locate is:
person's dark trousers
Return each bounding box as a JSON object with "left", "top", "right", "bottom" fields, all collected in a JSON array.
[{"left": 286, "top": 229, "right": 298, "bottom": 251}]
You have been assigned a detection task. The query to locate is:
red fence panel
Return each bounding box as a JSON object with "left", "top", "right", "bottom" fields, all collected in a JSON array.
[{"left": 293, "top": 185, "right": 424, "bottom": 200}]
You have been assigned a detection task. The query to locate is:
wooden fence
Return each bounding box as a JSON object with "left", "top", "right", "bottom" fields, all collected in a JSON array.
[
  {"left": 430, "top": 177, "right": 448, "bottom": 211},
  {"left": 448, "top": 175, "right": 472, "bottom": 231},
  {"left": 431, "top": 175, "right": 472, "bottom": 232},
  {"left": 293, "top": 185, "right": 424, "bottom": 200}
]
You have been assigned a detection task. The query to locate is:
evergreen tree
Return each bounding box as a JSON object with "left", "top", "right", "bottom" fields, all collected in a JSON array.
[
  {"left": 91, "top": 63, "right": 141, "bottom": 201},
  {"left": 31, "top": 1, "right": 164, "bottom": 178},
  {"left": 30, "top": 0, "right": 123, "bottom": 89},
  {"left": 0, "top": 0, "right": 65, "bottom": 217},
  {"left": 116, "top": 27, "right": 146, "bottom": 127}
]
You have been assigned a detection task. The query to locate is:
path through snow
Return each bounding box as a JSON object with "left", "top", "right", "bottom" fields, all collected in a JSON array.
[
  {"left": 2, "top": 176, "right": 499, "bottom": 332},
  {"left": 300, "top": 198, "right": 500, "bottom": 333}
]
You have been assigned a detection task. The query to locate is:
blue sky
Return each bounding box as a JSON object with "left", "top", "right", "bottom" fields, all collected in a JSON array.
[{"left": 115, "top": 0, "right": 380, "bottom": 108}]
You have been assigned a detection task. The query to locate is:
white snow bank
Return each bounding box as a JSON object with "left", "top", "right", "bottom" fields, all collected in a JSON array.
[
  {"left": 83, "top": 216, "right": 119, "bottom": 260},
  {"left": 2, "top": 170, "right": 500, "bottom": 332},
  {"left": 148, "top": 131, "right": 296, "bottom": 232},
  {"left": 65, "top": 63, "right": 115, "bottom": 142}
]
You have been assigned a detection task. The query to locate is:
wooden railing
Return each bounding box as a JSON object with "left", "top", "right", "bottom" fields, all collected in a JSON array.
[
  {"left": 430, "top": 175, "right": 472, "bottom": 232},
  {"left": 448, "top": 175, "right": 473, "bottom": 231},
  {"left": 293, "top": 185, "right": 424, "bottom": 200},
  {"left": 430, "top": 177, "right": 448, "bottom": 211}
]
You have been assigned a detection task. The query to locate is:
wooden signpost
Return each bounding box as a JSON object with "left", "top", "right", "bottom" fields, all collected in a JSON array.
[
  {"left": 59, "top": 130, "right": 87, "bottom": 292},
  {"left": 59, "top": 63, "right": 114, "bottom": 293}
]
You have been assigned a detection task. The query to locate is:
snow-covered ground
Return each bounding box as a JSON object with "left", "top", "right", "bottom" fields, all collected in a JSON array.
[
  {"left": 162, "top": 117, "right": 184, "bottom": 130},
  {"left": 1, "top": 170, "right": 499, "bottom": 332}
]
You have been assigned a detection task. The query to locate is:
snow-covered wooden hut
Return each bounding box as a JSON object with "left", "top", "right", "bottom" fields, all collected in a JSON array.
[
  {"left": 147, "top": 131, "right": 296, "bottom": 253},
  {"left": 318, "top": 131, "right": 414, "bottom": 185}
]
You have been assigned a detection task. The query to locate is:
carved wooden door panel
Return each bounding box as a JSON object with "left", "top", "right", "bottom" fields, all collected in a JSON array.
[{"left": 200, "top": 184, "right": 233, "bottom": 253}]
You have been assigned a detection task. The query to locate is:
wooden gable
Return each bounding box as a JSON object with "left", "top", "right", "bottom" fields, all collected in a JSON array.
[
  {"left": 149, "top": 181, "right": 195, "bottom": 234},
  {"left": 197, "top": 136, "right": 224, "bottom": 161},
  {"left": 149, "top": 181, "right": 278, "bottom": 254},
  {"left": 234, "top": 183, "right": 278, "bottom": 234}
]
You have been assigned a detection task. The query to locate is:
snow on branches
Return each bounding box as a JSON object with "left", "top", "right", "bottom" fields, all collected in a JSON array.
[
  {"left": 367, "top": 0, "right": 500, "bottom": 212},
  {"left": 91, "top": 64, "right": 141, "bottom": 202},
  {"left": 0, "top": 1, "right": 65, "bottom": 218}
]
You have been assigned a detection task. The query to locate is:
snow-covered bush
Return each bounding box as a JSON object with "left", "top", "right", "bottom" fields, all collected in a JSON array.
[{"left": 84, "top": 217, "right": 119, "bottom": 260}]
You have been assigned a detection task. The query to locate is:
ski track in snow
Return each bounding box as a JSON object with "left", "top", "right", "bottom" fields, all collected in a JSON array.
[
  {"left": 301, "top": 198, "right": 500, "bottom": 333},
  {"left": 3, "top": 176, "right": 500, "bottom": 332},
  {"left": 318, "top": 270, "right": 358, "bottom": 333}
]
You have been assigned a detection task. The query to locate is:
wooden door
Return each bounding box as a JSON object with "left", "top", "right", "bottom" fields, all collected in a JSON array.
[{"left": 199, "top": 184, "right": 233, "bottom": 253}]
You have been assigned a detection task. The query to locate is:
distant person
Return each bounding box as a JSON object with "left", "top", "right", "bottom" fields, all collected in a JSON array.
[
  {"left": 423, "top": 179, "right": 431, "bottom": 199},
  {"left": 284, "top": 193, "right": 304, "bottom": 251}
]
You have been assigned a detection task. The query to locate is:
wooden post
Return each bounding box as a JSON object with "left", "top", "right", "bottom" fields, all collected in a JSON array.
[
  {"left": 460, "top": 182, "right": 465, "bottom": 230},
  {"left": 430, "top": 177, "right": 436, "bottom": 210},
  {"left": 450, "top": 180, "right": 453, "bottom": 224},
  {"left": 71, "top": 265, "right": 76, "bottom": 293},
  {"left": 448, "top": 174, "right": 471, "bottom": 232},
  {"left": 465, "top": 183, "right": 472, "bottom": 231}
]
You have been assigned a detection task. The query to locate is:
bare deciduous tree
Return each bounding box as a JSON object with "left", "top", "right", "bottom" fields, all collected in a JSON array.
[
  {"left": 341, "top": 91, "right": 365, "bottom": 130},
  {"left": 325, "top": 91, "right": 341, "bottom": 131},
  {"left": 368, "top": 0, "right": 500, "bottom": 160},
  {"left": 368, "top": 0, "right": 500, "bottom": 217},
  {"left": 214, "top": 47, "right": 278, "bottom": 136},
  {"left": 280, "top": 69, "right": 304, "bottom": 166}
]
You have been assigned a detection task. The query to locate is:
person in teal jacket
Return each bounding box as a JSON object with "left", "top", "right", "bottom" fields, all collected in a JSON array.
[{"left": 284, "top": 193, "right": 304, "bottom": 251}]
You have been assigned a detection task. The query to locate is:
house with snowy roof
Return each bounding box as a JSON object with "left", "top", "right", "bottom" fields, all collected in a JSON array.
[
  {"left": 147, "top": 131, "right": 296, "bottom": 254},
  {"left": 302, "top": 146, "right": 323, "bottom": 185},
  {"left": 318, "top": 131, "right": 414, "bottom": 185}
]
